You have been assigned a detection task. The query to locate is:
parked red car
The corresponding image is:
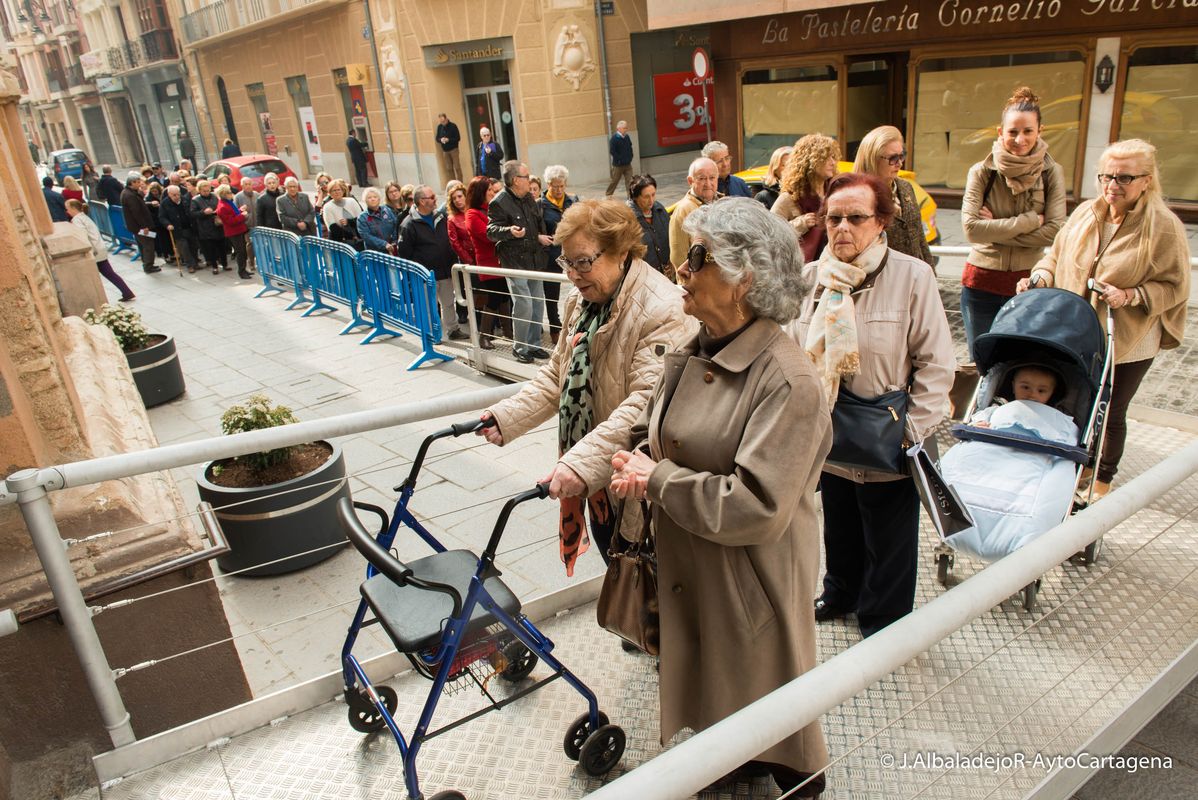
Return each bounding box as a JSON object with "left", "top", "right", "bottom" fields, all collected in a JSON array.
[{"left": 200, "top": 155, "right": 299, "bottom": 192}]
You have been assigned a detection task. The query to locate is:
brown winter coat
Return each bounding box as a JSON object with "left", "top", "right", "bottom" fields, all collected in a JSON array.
[
  {"left": 488, "top": 258, "right": 695, "bottom": 495},
  {"left": 632, "top": 318, "right": 831, "bottom": 775},
  {"left": 886, "top": 178, "right": 933, "bottom": 265},
  {"left": 962, "top": 152, "right": 1067, "bottom": 272},
  {"left": 1030, "top": 194, "right": 1190, "bottom": 358}
]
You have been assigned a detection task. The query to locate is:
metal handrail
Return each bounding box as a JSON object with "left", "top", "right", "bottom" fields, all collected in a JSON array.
[
  {"left": 930, "top": 243, "right": 1198, "bottom": 269},
  {"left": 588, "top": 438, "right": 1198, "bottom": 798}
]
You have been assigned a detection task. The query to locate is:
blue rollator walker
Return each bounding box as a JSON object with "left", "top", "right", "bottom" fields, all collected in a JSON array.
[{"left": 338, "top": 417, "right": 626, "bottom": 800}]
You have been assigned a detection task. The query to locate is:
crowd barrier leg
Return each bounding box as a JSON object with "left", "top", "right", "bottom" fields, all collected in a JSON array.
[
  {"left": 300, "top": 248, "right": 339, "bottom": 318},
  {"left": 405, "top": 278, "right": 453, "bottom": 371}
]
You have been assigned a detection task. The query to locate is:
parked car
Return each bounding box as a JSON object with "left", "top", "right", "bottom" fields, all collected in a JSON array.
[
  {"left": 200, "top": 155, "right": 299, "bottom": 192},
  {"left": 49, "top": 148, "right": 90, "bottom": 186}
]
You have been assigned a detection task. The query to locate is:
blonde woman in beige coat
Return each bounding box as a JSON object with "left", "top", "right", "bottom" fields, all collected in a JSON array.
[
  {"left": 791, "top": 173, "right": 954, "bottom": 639},
  {"left": 612, "top": 197, "right": 830, "bottom": 796},
  {"left": 479, "top": 199, "right": 693, "bottom": 575},
  {"left": 1019, "top": 138, "right": 1189, "bottom": 498}
]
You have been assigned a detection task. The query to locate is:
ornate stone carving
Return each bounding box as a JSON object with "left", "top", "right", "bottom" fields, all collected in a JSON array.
[
  {"left": 380, "top": 39, "right": 405, "bottom": 105},
  {"left": 552, "top": 24, "right": 596, "bottom": 91}
]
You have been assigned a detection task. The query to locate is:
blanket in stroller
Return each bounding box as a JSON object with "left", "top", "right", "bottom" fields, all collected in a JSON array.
[{"left": 941, "top": 400, "right": 1078, "bottom": 562}]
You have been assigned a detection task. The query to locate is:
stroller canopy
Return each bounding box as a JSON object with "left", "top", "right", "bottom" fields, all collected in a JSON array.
[{"left": 973, "top": 289, "right": 1106, "bottom": 391}]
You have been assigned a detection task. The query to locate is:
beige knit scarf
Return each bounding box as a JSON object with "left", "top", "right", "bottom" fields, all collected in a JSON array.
[
  {"left": 990, "top": 138, "right": 1047, "bottom": 195},
  {"left": 805, "top": 235, "right": 889, "bottom": 406}
]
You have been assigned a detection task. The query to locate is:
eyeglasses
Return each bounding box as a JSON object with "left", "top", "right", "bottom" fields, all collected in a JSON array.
[
  {"left": 556, "top": 251, "right": 604, "bottom": 273},
  {"left": 1097, "top": 173, "right": 1148, "bottom": 186},
  {"left": 686, "top": 243, "right": 717, "bottom": 274},
  {"left": 825, "top": 214, "right": 876, "bottom": 227},
  {"left": 882, "top": 150, "right": 907, "bottom": 166}
]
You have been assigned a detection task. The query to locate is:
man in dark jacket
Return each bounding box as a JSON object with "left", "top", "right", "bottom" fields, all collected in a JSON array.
[
  {"left": 178, "top": 131, "right": 197, "bottom": 167},
  {"left": 121, "top": 173, "right": 161, "bottom": 273},
  {"left": 346, "top": 131, "right": 369, "bottom": 189},
  {"left": 397, "top": 185, "right": 467, "bottom": 341},
  {"left": 159, "top": 184, "right": 199, "bottom": 272},
  {"left": 604, "top": 120, "right": 634, "bottom": 198},
  {"left": 97, "top": 165, "right": 124, "bottom": 206},
  {"left": 487, "top": 161, "right": 551, "bottom": 362},
  {"left": 434, "top": 113, "right": 463, "bottom": 183},
  {"left": 255, "top": 172, "right": 283, "bottom": 229},
  {"left": 42, "top": 177, "right": 69, "bottom": 222},
  {"left": 190, "top": 180, "right": 226, "bottom": 273},
  {"left": 703, "top": 140, "right": 753, "bottom": 198}
]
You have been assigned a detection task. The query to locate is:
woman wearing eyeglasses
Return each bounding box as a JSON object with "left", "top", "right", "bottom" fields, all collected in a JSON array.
[
  {"left": 792, "top": 172, "right": 954, "bottom": 640},
  {"left": 853, "top": 126, "right": 932, "bottom": 265},
  {"left": 610, "top": 198, "right": 830, "bottom": 796},
  {"left": 1018, "top": 139, "right": 1190, "bottom": 499},
  {"left": 960, "top": 86, "right": 1067, "bottom": 360},
  {"left": 478, "top": 199, "right": 692, "bottom": 577}
]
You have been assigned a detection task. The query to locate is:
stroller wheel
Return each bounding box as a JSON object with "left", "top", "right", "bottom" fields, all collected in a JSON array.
[
  {"left": 563, "top": 711, "right": 610, "bottom": 761},
  {"left": 499, "top": 640, "right": 538, "bottom": 682},
  {"left": 428, "top": 792, "right": 467, "bottom": 800},
  {"left": 346, "top": 685, "right": 398, "bottom": 733},
  {"left": 579, "top": 724, "right": 626, "bottom": 777},
  {"left": 936, "top": 553, "right": 953, "bottom": 586}
]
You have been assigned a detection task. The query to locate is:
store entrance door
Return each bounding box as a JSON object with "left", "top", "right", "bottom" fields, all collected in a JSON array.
[
  {"left": 465, "top": 85, "right": 518, "bottom": 171},
  {"left": 844, "top": 52, "right": 908, "bottom": 162}
]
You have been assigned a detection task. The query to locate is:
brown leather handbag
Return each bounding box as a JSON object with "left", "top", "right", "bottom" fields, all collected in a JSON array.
[{"left": 596, "top": 500, "right": 659, "bottom": 656}]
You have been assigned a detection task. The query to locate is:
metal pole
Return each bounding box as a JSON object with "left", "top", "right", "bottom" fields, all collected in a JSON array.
[
  {"left": 362, "top": 0, "right": 398, "bottom": 182},
  {"left": 593, "top": 1, "right": 613, "bottom": 137},
  {"left": 8, "top": 469, "right": 136, "bottom": 748}
]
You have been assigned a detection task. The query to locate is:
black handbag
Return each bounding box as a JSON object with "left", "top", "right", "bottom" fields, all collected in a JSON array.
[{"left": 827, "top": 385, "right": 910, "bottom": 474}]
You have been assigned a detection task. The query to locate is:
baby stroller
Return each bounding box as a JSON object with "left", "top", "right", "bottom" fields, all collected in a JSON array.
[
  {"left": 932, "top": 287, "right": 1114, "bottom": 611},
  {"left": 338, "top": 417, "right": 626, "bottom": 800}
]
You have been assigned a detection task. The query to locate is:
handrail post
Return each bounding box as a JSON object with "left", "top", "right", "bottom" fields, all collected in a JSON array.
[{"left": 7, "top": 468, "right": 136, "bottom": 748}]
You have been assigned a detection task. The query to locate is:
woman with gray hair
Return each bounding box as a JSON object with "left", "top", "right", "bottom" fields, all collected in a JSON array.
[
  {"left": 539, "top": 164, "right": 576, "bottom": 342},
  {"left": 611, "top": 197, "right": 830, "bottom": 795}
]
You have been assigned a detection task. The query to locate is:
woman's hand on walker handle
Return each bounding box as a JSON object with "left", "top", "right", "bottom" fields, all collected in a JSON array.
[
  {"left": 476, "top": 411, "right": 504, "bottom": 446},
  {"left": 610, "top": 450, "right": 656, "bottom": 501},
  {"left": 542, "top": 463, "right": 587, "bottom": 499}
]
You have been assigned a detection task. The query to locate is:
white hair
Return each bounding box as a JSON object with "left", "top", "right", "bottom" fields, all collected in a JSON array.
[
  {"left": 701, "top": 141, "right": 729, "bottom": 159},
  {"left": 362, "top": 187, "right": 382, "bottom": 203},
  {"left": 283, "top": 176, "right": 300, "bottom": 187},
  {"left": 688, "top": 157, "right": 717, "bottom": 178},
  {"left": 479, "top": 127, "right": 492, "bottom": 136},
  {"left": 543, "top": 164, "right": 569, "bottom": 185},
  {"left": 682, "top": 197, "right": 810, "bottom": 324}
]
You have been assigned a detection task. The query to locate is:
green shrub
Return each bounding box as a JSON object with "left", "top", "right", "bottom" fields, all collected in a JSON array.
[
  {"left": 82, "top": 303, "right": 150, "bottom": 352},
  {"left": 220, "top": 394, "right": 300, "bottom": 472}
]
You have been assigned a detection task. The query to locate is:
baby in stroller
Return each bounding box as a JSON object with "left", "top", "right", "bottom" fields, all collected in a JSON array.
[{"left": 939, "top": 362, "right": 1081, "bottom": 562}]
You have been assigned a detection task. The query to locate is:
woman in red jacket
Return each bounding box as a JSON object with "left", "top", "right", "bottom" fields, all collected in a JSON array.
[
  {"left": 464, "top": 176, "right": 512, "bottom": 349},
  {"left": 215, "top": 184, "right": 251, "bottom": 278}
]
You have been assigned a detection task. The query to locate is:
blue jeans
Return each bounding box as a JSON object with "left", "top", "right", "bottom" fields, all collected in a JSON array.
[
  {"left": 505, "top": 275, "right": 545, "bottom": 352},
  {"left": 960, "top": 286, "right": 1012, "bottom": 362}
]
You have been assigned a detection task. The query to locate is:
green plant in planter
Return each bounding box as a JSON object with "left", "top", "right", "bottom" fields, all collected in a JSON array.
[
  {"left": 220, "top": 394, "right": 300, "bottom": 473},
  {"left": 83, "top": 303, "right": 150, "bottom": 352}
]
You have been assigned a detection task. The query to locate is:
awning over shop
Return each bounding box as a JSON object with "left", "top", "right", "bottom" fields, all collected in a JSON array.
[{"left": 647, "top": 0, "right": 870, "bottom": 31}]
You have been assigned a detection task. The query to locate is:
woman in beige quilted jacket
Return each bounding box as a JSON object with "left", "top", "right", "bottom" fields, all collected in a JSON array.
[
  {"left": 961, "top": 86, "right": 1067, "bottom": 360},
  {"left": 477, "top": 199, "right": 694, "bottom": 575}
]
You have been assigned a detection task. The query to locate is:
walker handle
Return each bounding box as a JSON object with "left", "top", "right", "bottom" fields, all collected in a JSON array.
[
  {"left": 482, "top": 483, "right": 551, "bottom": 561},
  {"left": 451, "top": 416, "right": 496, "bottom": 437}
]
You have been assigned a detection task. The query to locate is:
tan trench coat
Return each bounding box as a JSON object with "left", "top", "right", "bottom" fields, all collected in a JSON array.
[
  {"left": 632, "top": 318, "right": 831, "bottom": 775},
  {"left": 488, "top": 258, "right": 696, "bottom": 495}
]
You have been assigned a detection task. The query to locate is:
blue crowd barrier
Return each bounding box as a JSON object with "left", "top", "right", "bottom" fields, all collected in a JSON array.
[
  {"left": 250, "top": 228, "right": 310, "bottom": 311},
  {"left": 89, "top": 201, "right": 116, "bottom": 245},
  {"left": 105, "top": 204, "right": 136, "bottom": 256},
  {"left": 299, "top": 237, "right": 371, "bottom": 334},
  {"left": 358, "top": 251, "right": 452, "bottom": 370}
]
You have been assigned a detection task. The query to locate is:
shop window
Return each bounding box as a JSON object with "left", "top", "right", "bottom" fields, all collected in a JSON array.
[
  {"left": 912, "top": 52, "right": 1085, "bottom": 190},
  {"left": 1121, "top": 44, "right": 1198, "bottom": 203},
  {"left": 741, "top": 65, "right": 838, "bottom": 169}
]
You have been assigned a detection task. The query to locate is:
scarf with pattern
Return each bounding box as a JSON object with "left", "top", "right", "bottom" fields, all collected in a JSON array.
[{"left": 555, "top": 283, "right": 621, "bottom": 575}]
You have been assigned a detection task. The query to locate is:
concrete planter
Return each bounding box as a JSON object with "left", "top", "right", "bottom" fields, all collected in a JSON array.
[
  {"left": 126, "top": 334, "right": 186, "bottom": 408},
  {"left": 197, "top": 442, "right": 351, "bottom": 577}
]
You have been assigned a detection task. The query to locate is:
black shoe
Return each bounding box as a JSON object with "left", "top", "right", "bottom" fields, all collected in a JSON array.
[
  {"left": 144, "top": 266, "right": 162, "bottom": 273},
  {"left": 513, "top": 348, "right": 534, "bottom": 364},
  {"left": 529, "top": 346, "right": 551, "bottom": 359},
  {"left": 118, "top": 294, "right": 136, "bottom": 302},
  {"left": 238, "top": 270, "right": 251, "bottom": 279},
  {"left": 448, "top": 329, "right": 469, "bottom": 341},
  {"left": 212, "top": 266, "right": 220, "bottom": 275},
  {"left": 813, "top": 596, "right": 851, "bottom": 622}
]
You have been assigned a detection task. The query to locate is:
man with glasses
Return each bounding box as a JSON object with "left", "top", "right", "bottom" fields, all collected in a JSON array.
[
  {"left": 488, "top": 160, "right": 553, "bottom": 362},
  {"left": 669, "top": 156, "right": 721, "bottom": 271},
  {"left": 702, "top": 140, "right": 752, "bottom": 199},
  {"left": 397, "top": 185, "right": 468, "bottom": 341}
]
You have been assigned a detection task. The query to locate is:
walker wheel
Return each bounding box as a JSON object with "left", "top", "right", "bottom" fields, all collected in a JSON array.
[
  {"left": 346, "top": 685, "right": 398, "bottom": 733},
  {"left": 1022, "top": 579, "right": 1042, "bottom": 613},
  {"left": 936, "top": 553, "right": 953, "bottom": 586},
  {"left": 579, "top": 724, "right": 626, "bottom": 777},
  {"left": 563, "top": 711, "right": 609, "bottom": 761},
  {"left": 428, "top": 792, "right": 467, "bottom": 800},
  {"left": 499, "top": 640, "right": 538, "bottom": 682}
]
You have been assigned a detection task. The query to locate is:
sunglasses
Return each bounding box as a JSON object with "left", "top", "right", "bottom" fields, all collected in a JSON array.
[
  {"left": 882, "top": 150, "right": 907, "bottom": 166},
  {"left": 825, "top": 214, "right": 876, "bottom": 227},
  {"left": 686, "top": 243, "right": 717, "bottom": 273},
  {"left": 1097, "top": 173, "right": 1148, "bottom": 186},
  {"left": 556, "top": 250, "right": 604, "bottom": 273}
]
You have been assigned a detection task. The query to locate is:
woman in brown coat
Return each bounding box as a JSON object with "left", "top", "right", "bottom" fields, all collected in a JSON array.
[
  {"left": 612, "top": 197, "right": 830, "bottom": 795},
  {"left": 1019, "top": 138, "right": 1189, "bottom": 497}
]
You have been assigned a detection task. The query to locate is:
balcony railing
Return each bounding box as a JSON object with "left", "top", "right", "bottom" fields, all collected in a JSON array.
[
  {"left": 106, "top": 28, "right": 179, "bottom": 72},
  {"left": 65, "top": 62, "right": 89, "bottom": 88},
  {"left": 180, "top": 0, "right": 323, "bottom": 45}
]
